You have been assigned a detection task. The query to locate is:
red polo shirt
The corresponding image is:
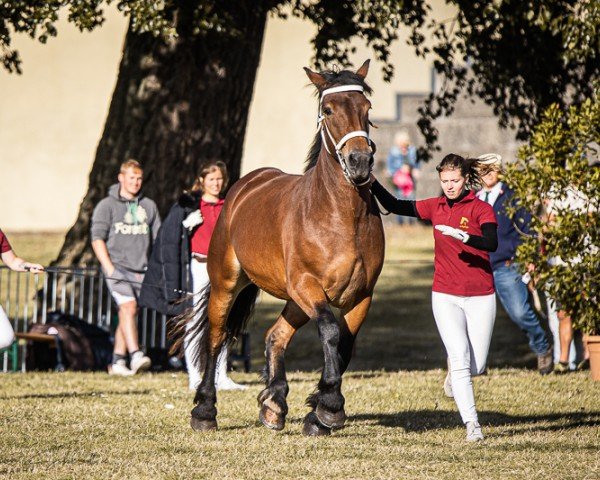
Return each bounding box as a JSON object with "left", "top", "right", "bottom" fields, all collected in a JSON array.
[
  {"left": 416, "top": 191, "right": 497, "bottom": 296},
  {"left": 0, "top": 229, "right": 12, "bottom": 254},
  {"left": 190, "top": 199, "right": 225, "bottom": 255}
]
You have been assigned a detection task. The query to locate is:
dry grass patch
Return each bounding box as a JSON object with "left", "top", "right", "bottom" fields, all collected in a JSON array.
[
  {"left": 2, "top": 227, "right": 598, "bottom": 479},
  {"left": 0, "top": 370, "right": 598, "bottom": 479}
]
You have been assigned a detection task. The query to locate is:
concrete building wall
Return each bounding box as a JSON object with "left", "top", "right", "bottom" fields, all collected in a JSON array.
[
  {"left": 372, "top": 93, "right": 521, "bottom": 199},
  {"left": 0, "top": 9, "right": 128, "bottom": 231}
]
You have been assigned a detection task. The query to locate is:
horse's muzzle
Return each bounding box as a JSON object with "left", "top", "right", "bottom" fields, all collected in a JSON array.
[{"left": 346, "top": 151, "right": 374, "bottom": 185}]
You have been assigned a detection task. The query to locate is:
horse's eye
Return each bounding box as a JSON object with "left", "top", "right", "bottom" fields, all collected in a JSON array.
[{"left": 323, "top": 107, "right": 332, "bottom": 115}]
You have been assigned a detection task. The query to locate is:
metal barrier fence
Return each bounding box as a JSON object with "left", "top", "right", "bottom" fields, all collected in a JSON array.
[
  {"left": 1, "top": 259, "right": 431, "bottom": 373},
  {"left": 0, "top": 266, "right": 167, "bottom": 372}
]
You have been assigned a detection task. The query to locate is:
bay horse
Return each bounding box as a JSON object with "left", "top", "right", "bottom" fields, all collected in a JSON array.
[{"left": 187, "top": 60, "right": 384, "bottom": 436}]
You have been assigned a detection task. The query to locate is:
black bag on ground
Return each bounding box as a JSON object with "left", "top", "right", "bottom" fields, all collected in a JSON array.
[{"left": 26, "top": 311, "right": 113, "bottom": 371}]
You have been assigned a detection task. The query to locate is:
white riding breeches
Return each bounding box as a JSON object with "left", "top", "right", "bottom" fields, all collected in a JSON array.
[{"left": 431, "top": 291, "right": 496, "bottom": 424}]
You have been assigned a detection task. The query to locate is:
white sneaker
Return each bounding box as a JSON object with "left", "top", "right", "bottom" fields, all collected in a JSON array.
[
  {"left": 466, "top": 421, "right": 484, "bottom": 442},
  {"left": 188, "top": 365, "right": 202, "bottom": 391},
  {"left": 188, "top": 377, "right": 201, "bottom": 391},
  {"left": 443, "top": 371, "right": 453, "bottom": 398},
  {"left": 216, "top": 375, "right": 248, "bottom": 391},
  {"left": 109, "top": 359, "right": 134, "bottom": 376},
  {"left": 130, "top": 353, "right": 151, "bottom": 374}
]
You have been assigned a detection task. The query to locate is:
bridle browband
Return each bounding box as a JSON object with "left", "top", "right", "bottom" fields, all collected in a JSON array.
[{"left": 317, "top": 85, "right": 373, "bottom": 187}]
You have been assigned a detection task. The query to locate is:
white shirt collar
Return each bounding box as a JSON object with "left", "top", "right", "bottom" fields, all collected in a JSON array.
[{"left": 477, "top": 181, "right": 503, "bottom": 206}]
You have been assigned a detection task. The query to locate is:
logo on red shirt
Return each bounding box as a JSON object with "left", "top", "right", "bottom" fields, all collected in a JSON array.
[{"left": 459, "top": 216, "right": 469, "bottom": 230}]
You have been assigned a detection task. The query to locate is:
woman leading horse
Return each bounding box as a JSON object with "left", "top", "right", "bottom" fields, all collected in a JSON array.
[{"left": 186, "top": 60, "right": 384, "bottom": 436}]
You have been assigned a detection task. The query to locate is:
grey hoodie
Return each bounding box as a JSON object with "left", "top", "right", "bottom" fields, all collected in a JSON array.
[{"left": 91, "top": 184, "right": 161, "bottom": 272}]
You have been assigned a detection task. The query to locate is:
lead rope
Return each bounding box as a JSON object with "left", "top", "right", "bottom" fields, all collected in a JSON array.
[{"left": 38, "top": 265, "right": 194, "bottom": 298}]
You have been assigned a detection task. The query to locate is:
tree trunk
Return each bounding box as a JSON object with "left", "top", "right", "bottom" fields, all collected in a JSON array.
[{"left": 53, "top": 2, "right": 269, "bottom": 266}]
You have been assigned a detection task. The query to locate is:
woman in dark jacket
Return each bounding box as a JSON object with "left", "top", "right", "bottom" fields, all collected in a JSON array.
[
  {"left": 140, "top": 192, "right": 199, "bottom": 316},
  {"left": 140, "top": 161, "right": 246, "bottom": 391}
]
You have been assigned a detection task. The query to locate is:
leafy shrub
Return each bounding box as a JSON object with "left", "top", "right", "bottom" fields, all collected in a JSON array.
[{"left": 505, "top": 95, "right": 599, "bottom": 334}]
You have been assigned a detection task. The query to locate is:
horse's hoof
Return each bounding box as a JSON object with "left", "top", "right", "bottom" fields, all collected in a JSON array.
[
  {"left": 259, "top": 404, "right": 285, "bottom": 431},
  {"left": 190, "top": 416, "right": 218, "bottom": 431},
  {"left": 302, "top": 412, "right": 331, "bottom": 436},
  {"left": 315, "top": 404, "right": 346, "bottom": 429},
  {"left": 256, "top": 388, "right": 270, "bottom": 407}
]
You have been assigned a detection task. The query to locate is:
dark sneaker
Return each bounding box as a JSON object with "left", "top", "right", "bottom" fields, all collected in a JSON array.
[
  {"left": 576, "top": 358, "right": 590, "bottom": 371},
  {"left": 553, "top": 361, "right": 570, "bottom": 374},
  {"left": 537, "top": 348, "right": 553, "bottom": 375}
]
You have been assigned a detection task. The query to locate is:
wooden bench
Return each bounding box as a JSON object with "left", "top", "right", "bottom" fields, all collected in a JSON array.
[{"left": 15, "top": 332, "right": 56, "bottom": 344}]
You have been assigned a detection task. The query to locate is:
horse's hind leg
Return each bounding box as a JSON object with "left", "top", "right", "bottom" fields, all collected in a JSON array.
[
  {"left": 190, "top": 338, "right": 220, "bottom": 430},
  {"left": 339, "top": 296, "right": 372, "bottom": 373},
  {"left": 258, "top": 301, "right": 308, "bottom": 431},
  {"left": 190, "top": 249, "right": 247, "bottom": 431}
]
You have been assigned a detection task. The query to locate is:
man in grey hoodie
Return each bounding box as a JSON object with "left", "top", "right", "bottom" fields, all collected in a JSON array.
[{"left": 91, "top": 159, "right": 161, "bottom": 376}]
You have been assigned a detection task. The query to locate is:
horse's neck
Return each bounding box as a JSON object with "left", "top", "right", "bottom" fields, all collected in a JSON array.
[{"left": 308, "top": 150, "right": 369, "bottom": 213}]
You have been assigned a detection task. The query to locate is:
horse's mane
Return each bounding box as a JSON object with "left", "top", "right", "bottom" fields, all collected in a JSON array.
[{"left": 304, "top": 69, "right": 372, "bottom": 172}]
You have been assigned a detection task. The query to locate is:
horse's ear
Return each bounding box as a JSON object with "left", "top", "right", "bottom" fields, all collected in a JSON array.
[
  {"left": 356, "top": 59, "right": 370, "bottom": 79},
  {"left": 304, "top": 67, "right": 327, "bottom": 89}
]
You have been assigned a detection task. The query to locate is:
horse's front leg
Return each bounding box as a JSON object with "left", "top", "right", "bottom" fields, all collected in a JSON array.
[
  {"left": 258, "top": 301, "right": 308, "bottom": 431},
  {"left": 303, "top": 295, "right": 372, "bottom": 436},
  {"left": 313, "top": 305, "right": 347, "bottom": 429},
  {"left": 291, "top": 282, "right": 347, "bottom": 434}
]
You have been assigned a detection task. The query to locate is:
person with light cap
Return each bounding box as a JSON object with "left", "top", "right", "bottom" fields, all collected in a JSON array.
[{"left": 476, "top": 153, "right": 553, "bottom": 375}]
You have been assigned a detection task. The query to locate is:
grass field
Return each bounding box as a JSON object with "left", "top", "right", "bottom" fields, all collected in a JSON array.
[{"left": 1, "top": 227, "right": 599, "bottom": 479}]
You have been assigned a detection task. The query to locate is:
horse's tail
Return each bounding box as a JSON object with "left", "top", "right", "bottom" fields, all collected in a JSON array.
[
  {"left": 169, "top": 283, "right": 259, "bottom": 368},
  {"left": 169, "top": 284, "right": 211, "bottom": 358},
  {"left": 226, "top": 283, "right": 260, "bottom": 343}
]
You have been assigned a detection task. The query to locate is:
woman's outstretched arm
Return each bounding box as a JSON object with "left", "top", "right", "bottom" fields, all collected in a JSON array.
[{"left": 370, "top": 179, "right": 419, "bottom": 218}]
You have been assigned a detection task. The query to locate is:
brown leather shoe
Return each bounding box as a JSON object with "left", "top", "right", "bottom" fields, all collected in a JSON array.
[{"left": 537, "top": 348, "right": 553, "bottom": 375}]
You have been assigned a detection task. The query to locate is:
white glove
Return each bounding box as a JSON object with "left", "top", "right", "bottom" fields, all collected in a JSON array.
[
  {"left": 435, "top": 224, "right": 470, "bottom": 243},
  {"left": 182, "top": 209, "right": 203, "bottom": 230}
]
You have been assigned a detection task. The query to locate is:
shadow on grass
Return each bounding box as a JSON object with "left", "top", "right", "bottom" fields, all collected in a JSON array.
[
  {"left": 0, "top": 389, "right": 152, "bottom": 400},
  {"left": 246, "top": 257, "right": 550, "bottom": 374},
  {"left": 350, "top": 409, "right": 600, "bottom": 433}
]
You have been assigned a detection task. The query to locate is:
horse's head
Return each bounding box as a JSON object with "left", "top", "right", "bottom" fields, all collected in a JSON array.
[{"left": 304, "top": 60, "right": 375, "bottom": 187}]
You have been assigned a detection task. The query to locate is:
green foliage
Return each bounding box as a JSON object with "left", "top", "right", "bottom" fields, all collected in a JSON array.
[
  {"left": 287, "top": 0, "right": 427, "bottom": 81},
  {"left": 1, "top": 0, "right": 597, "bottom": 159},
  {"left": 505, "top": 94, "right": 600, "bottom": 333},
  {"left": 411, "top": 0, "right": 599, "bottom": 160},
  {"left": 0, "top": 0, "right": 427, "bottom": 81}
]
